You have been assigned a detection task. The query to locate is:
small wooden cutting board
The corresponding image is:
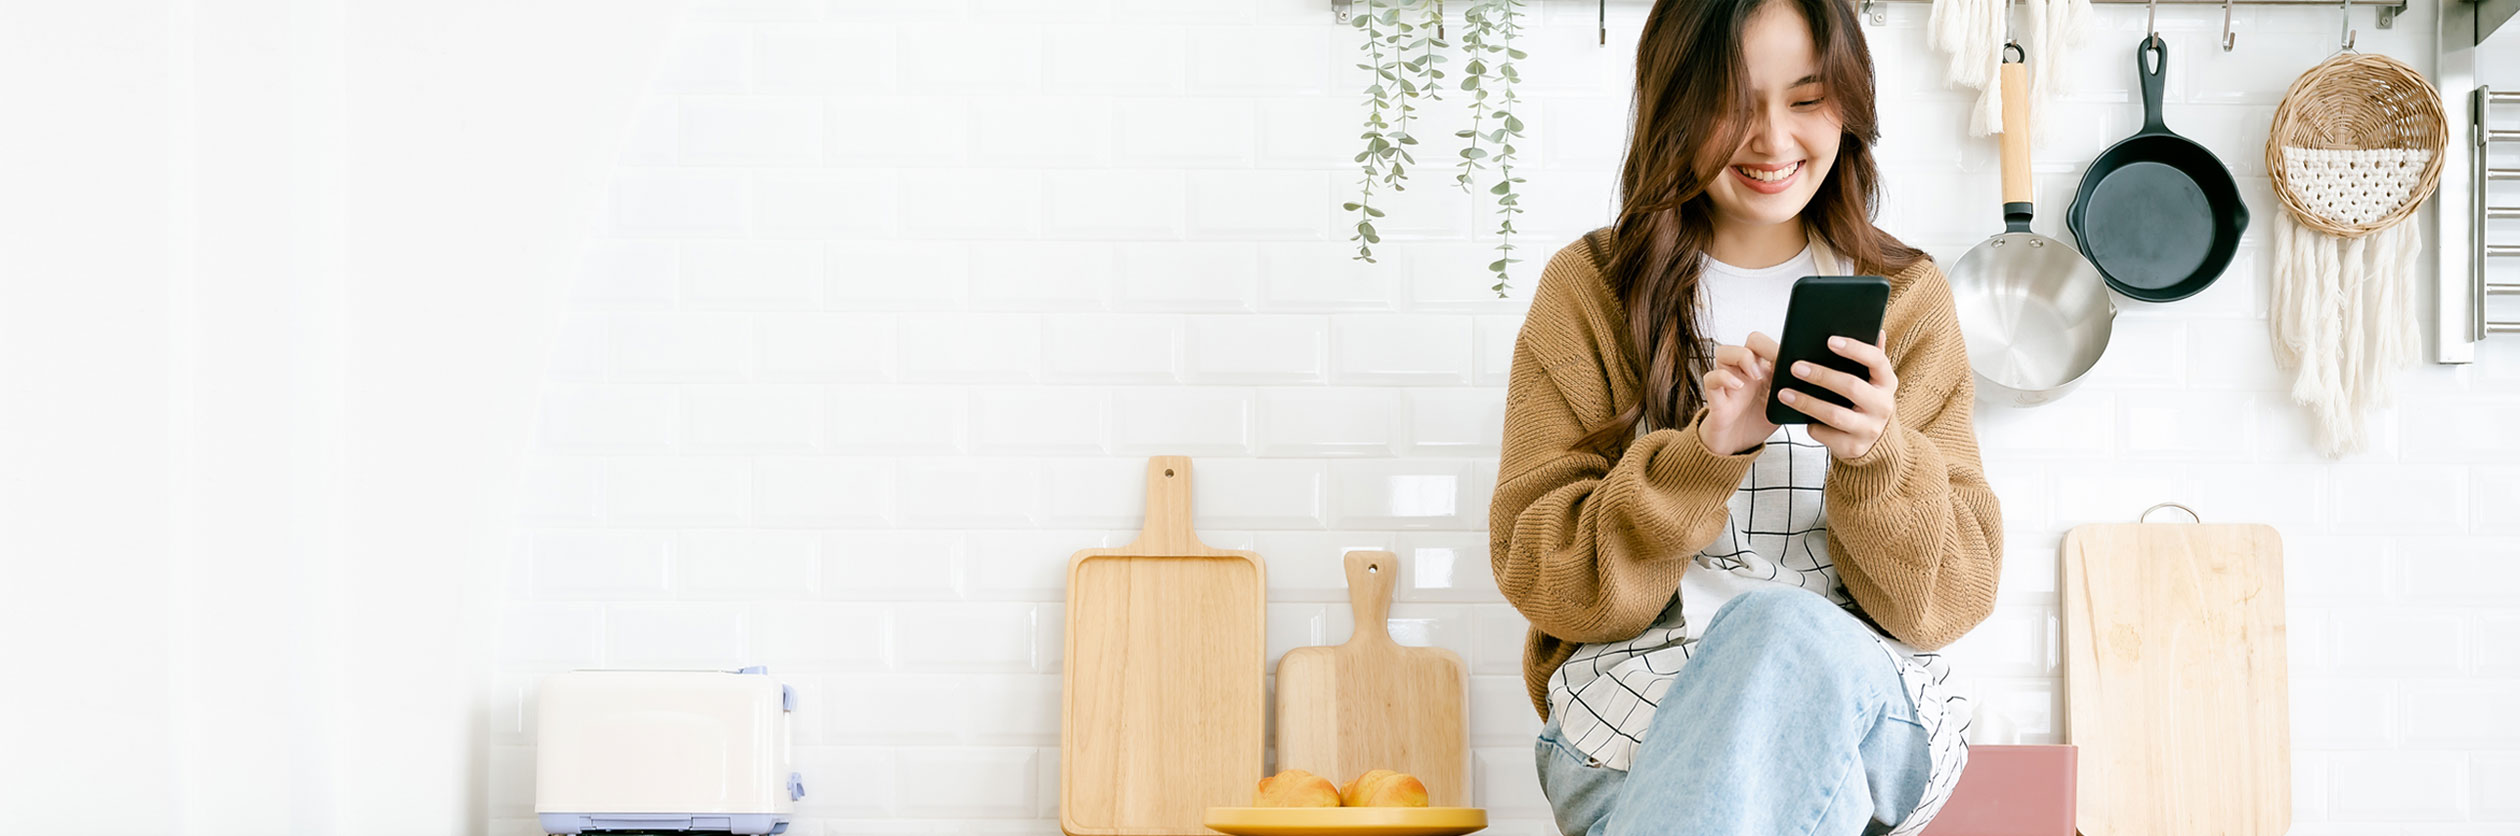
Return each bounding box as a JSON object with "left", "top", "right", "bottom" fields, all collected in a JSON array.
[
  {"left": 2062, "top": 507, "right": 2288, "bottom": 836},
  {"left": 1273, "top": 549, "right": 1468, "bottom": 806}
]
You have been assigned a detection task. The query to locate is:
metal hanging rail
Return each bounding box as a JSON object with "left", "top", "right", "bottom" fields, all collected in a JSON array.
[
  {"left": 1333, "top": 0, "right": 2417, "bottom": 43},
  {"left": 1851, "top": 0, "right": 2410, "bottom": 29},
  {"left": 2468, "top": 89, "right": 2520, "bottom": 339}
]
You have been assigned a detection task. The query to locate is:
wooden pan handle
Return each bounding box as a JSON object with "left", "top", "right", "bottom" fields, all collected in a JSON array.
[
  {"left": 2000, "top": 54, "right": 2030, "bottom": 206},
  {"left": 1343, "top": 549, "right": 1399, "bottom": 648}
]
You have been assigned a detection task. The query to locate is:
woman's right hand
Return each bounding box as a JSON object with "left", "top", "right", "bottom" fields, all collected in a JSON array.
[{"left": 1697, "top": 332, "right": 1780, "bottom": 456}]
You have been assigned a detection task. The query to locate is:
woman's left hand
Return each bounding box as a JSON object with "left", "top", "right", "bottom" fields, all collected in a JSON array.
[{"left": 1777, "top": 329, "right": 1898, "bottom": 460}]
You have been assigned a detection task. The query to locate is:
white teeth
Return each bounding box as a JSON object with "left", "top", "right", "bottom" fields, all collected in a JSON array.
[{"left": 1737, "top": 161, "right": 1801, "bottom": 182}]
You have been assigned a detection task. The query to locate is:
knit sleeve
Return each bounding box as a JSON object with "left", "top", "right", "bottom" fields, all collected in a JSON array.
[
  {"left": 1821, "top": 263, "right": 2003, "bottom": 651},
  {"left": 1487, "top": 253, "right": 1761, "bottom": 645}
]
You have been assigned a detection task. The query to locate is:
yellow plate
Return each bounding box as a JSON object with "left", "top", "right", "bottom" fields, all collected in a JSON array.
[{"left": 1201, "top": 807, "right": 1487, "bottom": 836}]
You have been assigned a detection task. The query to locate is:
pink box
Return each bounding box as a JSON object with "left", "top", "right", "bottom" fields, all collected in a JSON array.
[{"left": 1918, "top": 744, "right": 2077, "bottom": 836}]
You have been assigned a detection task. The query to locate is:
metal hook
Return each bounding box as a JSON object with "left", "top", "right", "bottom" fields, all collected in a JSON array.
[
  {"left": 2221, "top": 0, "right": 2236, "bottom": 50},
  {"left": 2339, "top": 0, "right": 2356, "bottom": 50},
  {"left": 1599, "top": 0, "right": 1607, "bottom": 45},
  {"left": 2145, "top": 0, "right": 2158, "bottom": 40}
]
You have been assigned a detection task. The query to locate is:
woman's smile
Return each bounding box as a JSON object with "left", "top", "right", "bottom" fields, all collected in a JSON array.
[{"left": 1731, "top": 159, "right": 1804, "bottom": 194}]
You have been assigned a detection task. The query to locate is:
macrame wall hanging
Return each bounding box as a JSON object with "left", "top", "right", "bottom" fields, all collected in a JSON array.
[{"left": 2265, "top": 51, "right": 2447, "bottom": 457}]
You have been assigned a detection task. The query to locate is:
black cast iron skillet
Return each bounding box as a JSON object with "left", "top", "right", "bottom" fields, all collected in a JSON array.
[{"left": 2067, "top": 36, "right": 2249, "bottom": 303}]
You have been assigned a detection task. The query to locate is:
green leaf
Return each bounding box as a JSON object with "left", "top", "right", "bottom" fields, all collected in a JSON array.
[
  {"left": 1507, "top": 47, "right": 1528, "bottom": 60},
  {"left": 1361, "top": 225, "right": 1381, "bottom": 244},
  {"left": 1461, "top": 147, "right": 1488, "bottom": 159},
  {"left": 1454, "top": 129, "right": 1475, "bottom": 138},
  {"left": 1343, "top": 202, "right": 1362, "bottom": 211},
  {"left": 1491, "top": 179, "right": 1511, "bottom": 195},
  {"left": 1364, "top": 205, "right": 1386, "bottom": 217},
  {"left": 1504, "top": 114, "right": 1525, "bottom": 132},
  {"left": 1488, "top": 258, "right": 1509, "bottom": 272}
]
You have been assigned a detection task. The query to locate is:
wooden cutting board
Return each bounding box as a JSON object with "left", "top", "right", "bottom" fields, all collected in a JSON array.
[
  {"left": 1061, "top": 456, "right": 1267, "bottom": 836},
  {"left": 2061, "top": 505, "right": 2288, "bottom": 836},
  {"left": 1274, "top": 549, "right": 1468, "bottom": 806}
]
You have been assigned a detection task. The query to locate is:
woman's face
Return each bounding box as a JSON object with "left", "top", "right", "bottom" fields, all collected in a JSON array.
[{"left": 1703, "top": 1, "right": 1842, "bottom": 229}]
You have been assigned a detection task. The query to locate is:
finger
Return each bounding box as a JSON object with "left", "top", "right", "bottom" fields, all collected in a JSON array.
[
  {"left": 1710, "top": 345, "right": 1761, "bottom": 381},
  {"left": 1830, "top": 334, "right": 1898, "bottom": 389},
  {"left": 1745, "top": 331, "right": 1781, "bottom": 364},
  {"left": 1778, "top": 387, "right": 1865, "bottom": 430},
  {"left": 1704, "top": 369, "right": 1744, "bottom": 393},
  {"left": 1789, "top": 359, "right": 1872, "bottom": 403}
]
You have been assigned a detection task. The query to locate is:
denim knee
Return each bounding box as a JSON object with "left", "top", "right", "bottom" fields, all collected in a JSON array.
[{"left": 1702, "top": 587, "right": 1885, "bottom": 680}]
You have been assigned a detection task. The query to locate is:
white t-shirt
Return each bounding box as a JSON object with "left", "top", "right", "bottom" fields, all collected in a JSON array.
[{"left": 1695, "top": 244, "right": 1818, "bottom": 348}]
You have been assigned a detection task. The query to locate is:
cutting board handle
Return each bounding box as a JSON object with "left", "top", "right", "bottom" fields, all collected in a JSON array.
[
  {"left": 2138, "top": 502, "right": 2201, "bottom": 524},
  {"left": 1123, "top": 455, "right": 1217, "bottom": 556},
  {"left": 1344, "top": 550, "right": 1400, "bottom": 649}
]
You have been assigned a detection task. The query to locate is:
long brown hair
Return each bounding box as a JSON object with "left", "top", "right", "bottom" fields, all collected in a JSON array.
[{"left": 1574, "top": 0, "right": 1923, "bottom": 453}]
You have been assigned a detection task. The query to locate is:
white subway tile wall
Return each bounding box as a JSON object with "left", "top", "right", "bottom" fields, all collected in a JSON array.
[{"left": 498, "top": 0, "right": 2520, "bottom": 832}]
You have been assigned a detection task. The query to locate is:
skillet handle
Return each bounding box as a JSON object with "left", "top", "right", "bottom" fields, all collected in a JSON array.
[
  {"left": 2137, "top": 35, "right": 2169, "bottom": 134},
  {"left": 1999, "top": 45, "right": 2031, "bottom": 232}
]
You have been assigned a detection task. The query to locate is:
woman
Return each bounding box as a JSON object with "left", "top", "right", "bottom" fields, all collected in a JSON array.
[{"left": 1486, "top": 0, "right": 2003, "bottom": 833}]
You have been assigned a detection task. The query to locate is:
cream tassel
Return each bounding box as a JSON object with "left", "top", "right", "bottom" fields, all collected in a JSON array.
[
  {"left": 2269, "top": 212, "right": 2299, "bottom": 370},
  {"left": 2276, "top": 223, "right": 2424, "bottom": 457}
]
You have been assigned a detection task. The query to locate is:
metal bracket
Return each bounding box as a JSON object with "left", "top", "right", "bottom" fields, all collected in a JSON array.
[
  {"left": 1863, "top": 0, "right": 1886, "bottom": 25},
  {"left": 2376, "top": 0, "right": 2404, "bottom": 28},
  {"left": 1333, "top": 0, "right": 1352, "bottom": 24}
]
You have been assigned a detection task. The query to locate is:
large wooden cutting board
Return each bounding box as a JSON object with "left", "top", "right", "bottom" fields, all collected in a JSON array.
[
  {"left": 2062, "top": 507, "right": 2288, "bottom": 836},
  {"left": 1062, "top": 456, "right": 1267, "bottom": 836},
  {"left": 1274, "top": 549, "right": 1468, "bottom": 806}
]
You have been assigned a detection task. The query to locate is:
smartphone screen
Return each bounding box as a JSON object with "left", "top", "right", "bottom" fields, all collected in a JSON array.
[{"left": 1765, "top": 275, "right": 1891, "bottom": 425}]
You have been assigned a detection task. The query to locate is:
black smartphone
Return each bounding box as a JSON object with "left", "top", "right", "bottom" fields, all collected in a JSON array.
[{"left": 1764, "top": 275, "right": 1892, "bottom": 425}]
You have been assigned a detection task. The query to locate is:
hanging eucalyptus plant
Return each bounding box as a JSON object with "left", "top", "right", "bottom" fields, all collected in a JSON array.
[
  {"left": 1343, "top": 0, "right": 1444, "bottom": 264},
  {"left": 1455, "top": 0, "right": 1525, "bottom": 297},
  {"left": 1344, "top": 0, "right": 1526, "bottom": 298}
]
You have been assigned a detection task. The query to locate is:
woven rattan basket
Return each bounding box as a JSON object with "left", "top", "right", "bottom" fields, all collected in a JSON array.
[{"left": 2264, "top": 52, "right": 2448, "bottom": 238}]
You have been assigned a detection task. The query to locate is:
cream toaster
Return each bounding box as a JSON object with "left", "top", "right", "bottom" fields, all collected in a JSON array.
[{"left": 536, "top": 667, "right": 802, "bottom": 835}]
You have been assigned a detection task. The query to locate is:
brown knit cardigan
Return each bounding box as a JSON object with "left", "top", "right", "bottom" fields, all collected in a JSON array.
[{"left": 1488, "top": 229, "right": 2004, "bottom": 718}]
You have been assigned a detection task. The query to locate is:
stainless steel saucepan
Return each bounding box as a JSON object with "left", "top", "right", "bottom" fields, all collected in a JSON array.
[{"left": 1946, "top": 43, "right": 2115, "bottom": 408}]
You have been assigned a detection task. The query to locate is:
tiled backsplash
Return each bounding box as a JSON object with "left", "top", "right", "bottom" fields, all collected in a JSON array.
[{"left": 495, "top": 1, "right": 2520, "bottom": 833}]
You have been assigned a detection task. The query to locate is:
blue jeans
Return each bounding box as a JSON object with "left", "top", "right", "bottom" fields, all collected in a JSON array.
[{"left": 1533, "top": 587, "right": 1935, "bottom": 836}]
